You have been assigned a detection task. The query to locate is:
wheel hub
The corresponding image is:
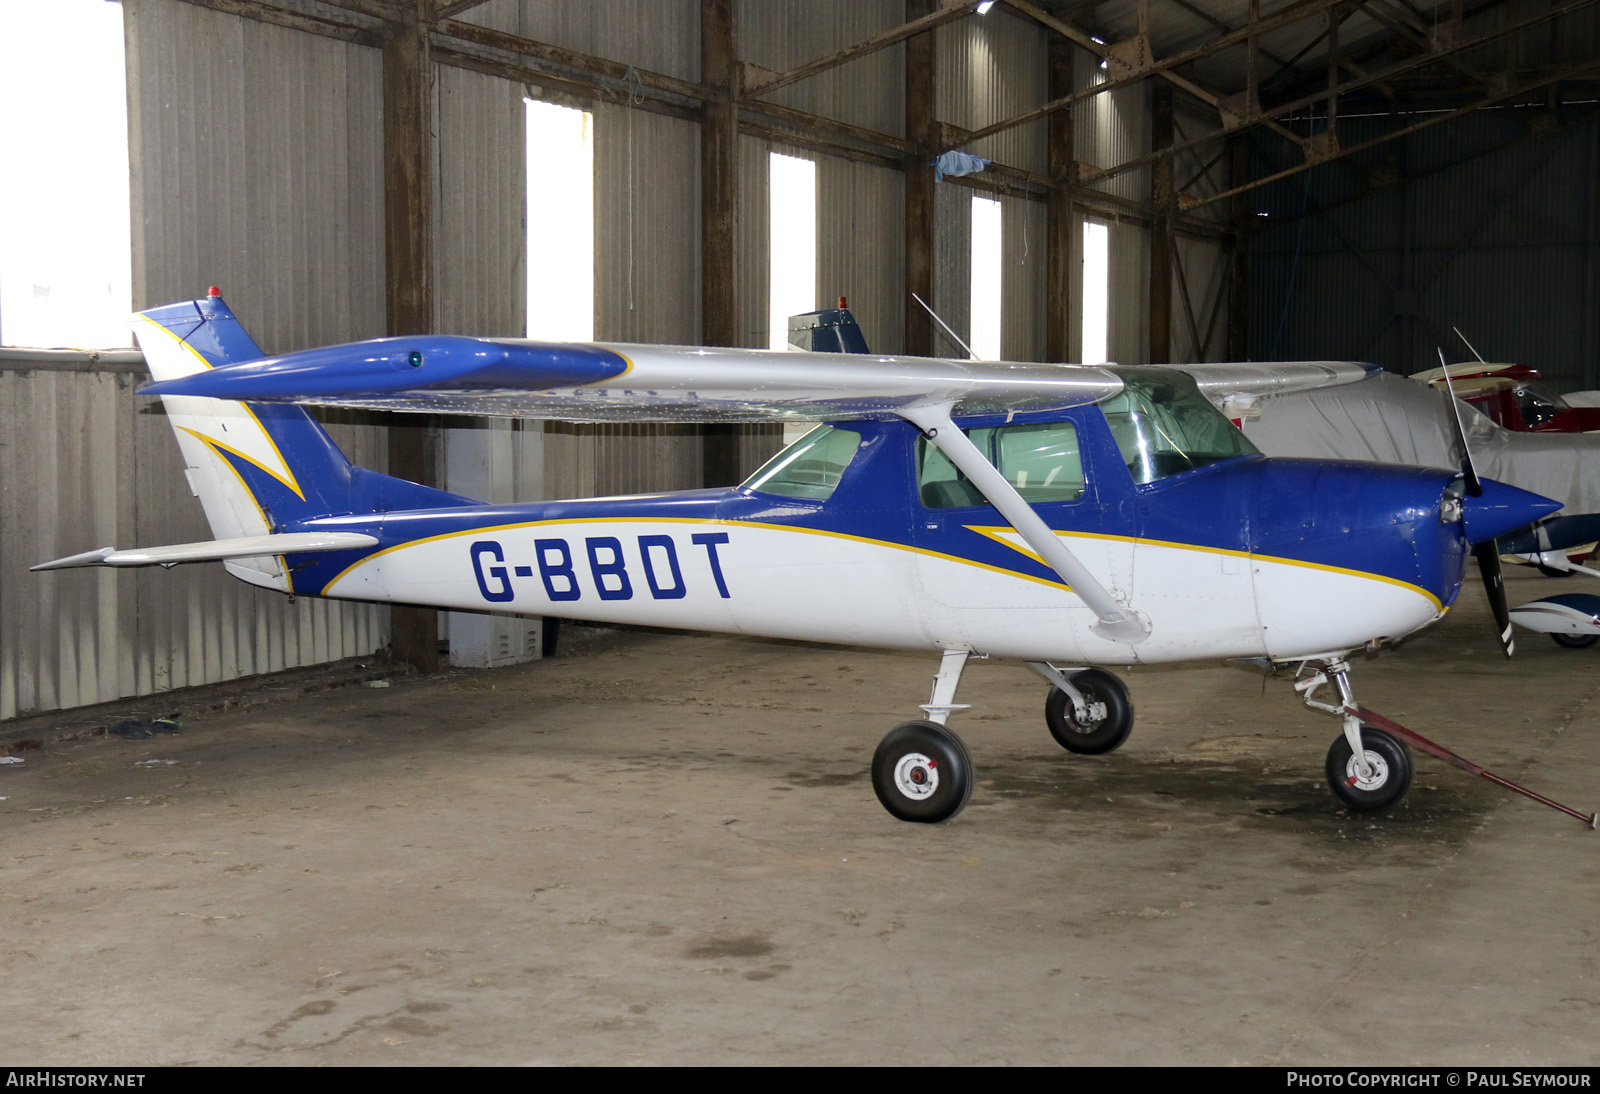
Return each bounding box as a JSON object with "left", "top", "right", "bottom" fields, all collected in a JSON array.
[
  {"left": 892, "top": 752, "right": 939, "bottom": 800},
  {"left": 1344, "top": 749, "right": 1390, "bottom": 791}
]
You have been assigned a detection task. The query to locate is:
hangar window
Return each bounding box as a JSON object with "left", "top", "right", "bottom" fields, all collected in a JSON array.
[
  {"left": 970, "top": 195, "right": 1002, "bottom": 360},
  {"left": 0, "top": 0, "right": 131, "bottom": 348},
  {"left": 1081, "top": 220, "right": 1110, "bottom": 365},
  {"left": 525, "top": 99, "right": 595, "bottom": 341},
  {"left": 743, "top": 425, "right": 862, "bottom": 501},
  {"left": 768, "top": 152, "right": 817, "bottom": 351}
]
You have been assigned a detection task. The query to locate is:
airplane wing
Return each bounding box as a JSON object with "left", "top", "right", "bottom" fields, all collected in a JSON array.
[
  {"left": 141, "top": 333, "right": 1378, "bottom": 424},
  {"left": 1172, "top": 361, "right": 1379, "bottom": 410},
  {"left": 140, "top": 338, "right": 1126, "bottom": 423}
]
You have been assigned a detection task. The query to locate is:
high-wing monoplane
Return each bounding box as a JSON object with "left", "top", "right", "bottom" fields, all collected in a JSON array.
[{"left": 34, "top": 292, "right": 1577, "bottom": 824}]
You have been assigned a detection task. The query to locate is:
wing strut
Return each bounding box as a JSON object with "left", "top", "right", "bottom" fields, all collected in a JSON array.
[{"left": 900, "top": 403, "right": 1150, "bottom": 645}]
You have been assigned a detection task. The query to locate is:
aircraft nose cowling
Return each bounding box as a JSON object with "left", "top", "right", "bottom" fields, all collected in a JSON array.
[
  {"left": 1460, "top": 478, "right": 1562, "bottom": 545},
  {"left": 139, "top": 337, "right": 630, "bottom": 400}
]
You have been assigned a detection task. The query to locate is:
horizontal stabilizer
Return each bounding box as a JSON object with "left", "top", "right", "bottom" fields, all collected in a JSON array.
[{"left": 31, "top": 532, "right": 379, "bottom": 571}]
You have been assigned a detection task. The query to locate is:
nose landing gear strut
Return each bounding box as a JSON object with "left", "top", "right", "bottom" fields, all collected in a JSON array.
[{"left": 1296, "top": 658, "right": 1596, "bottom": 827}]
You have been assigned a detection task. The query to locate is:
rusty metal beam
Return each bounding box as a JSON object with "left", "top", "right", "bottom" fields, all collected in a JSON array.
[
  {"left": 381, "top": 10, "right": 440, "bottom": 673},
  {"left": 700, "top": 0, "right": 743, "bottom": 487},
  {"left": 433, "top": 0, "right": 492, "bottom": 18},
  {"left": 310, "top": 0, "right": 401, "bottom": 21},
  {"left": 1245, "top": 100, "right": 1600, "bottom": 231},
  {"left": 1085, "top": 0, "right": 1600, "bottom": 190},
  {"left": 1151, "top": 84, "right": 1175, "bottom": 364},
  {"left": 1195, "top": 57, "right": 1600, "bottom": 209},
  {"left": 955, "top": 0, "right": 1333, "bottom": 149},
  {"left": 744, "top": 0, "right": 974, "bottom": 99},
  {"left": 171, "top": 0, "right": 376, "bottom": 43},
  {"left": 1005, "top": 0, "right": 1307, "bottom": 148},
  {"left": 905, "top": 0, "right": 938, "bottom": 358},
  {"left": 1045, "top": 34, "right": 1075, "bottom": 364},
  {"left": 438, "top": 17, "right": 705, "bottom": 103}
]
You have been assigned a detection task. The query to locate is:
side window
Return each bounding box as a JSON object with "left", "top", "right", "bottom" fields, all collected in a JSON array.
[
  {"left": 996, "top": 422, "right": 1085, "bottom": 503},
  {"left": 743, "top": 425, "right": 862, "bottom": 501},
  {"left": 918, "top": 421, "right": 1084, "bottom": 508}
]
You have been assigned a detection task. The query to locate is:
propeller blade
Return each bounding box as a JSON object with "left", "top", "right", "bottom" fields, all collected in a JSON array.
[
  {"left": 1441, "top": 345, "right": 1514, "bottom": 657},
  {"left": 1475, "top": 540, "right": 1515, "bottom": 659}
]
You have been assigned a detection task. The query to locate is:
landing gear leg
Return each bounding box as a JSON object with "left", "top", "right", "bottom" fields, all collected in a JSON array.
[
  {"left": 1296, "top": 658, "right": 1414, "bottom": 811},
  {"left": 871, "top": 650, "right": 975, "bottom": 823}
]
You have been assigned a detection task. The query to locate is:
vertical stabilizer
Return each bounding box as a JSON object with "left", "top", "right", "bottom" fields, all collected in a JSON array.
[{"left": 133, "top": 291, "right": 464, "bottom": 591}]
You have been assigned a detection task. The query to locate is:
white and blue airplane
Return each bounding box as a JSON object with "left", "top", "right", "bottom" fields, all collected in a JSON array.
[{"left": 33, "top": 291, "right": 1566, "bottom": 824}]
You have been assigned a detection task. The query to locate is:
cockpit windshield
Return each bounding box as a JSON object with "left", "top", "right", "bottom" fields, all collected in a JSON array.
[
  {"left": 1102, "top": 368, "right": 1258, "bottom": 484},
  {"left": 1515, "top": 382, "right": 1569, "bottom": 427},
  {"left": 742, "top": 425, "right": 863, "bottom": 500}
]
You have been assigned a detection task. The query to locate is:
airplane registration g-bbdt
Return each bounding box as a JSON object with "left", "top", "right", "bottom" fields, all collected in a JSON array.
[{"left": 36, "top": 292, "right": 1571, "bottom": 824}]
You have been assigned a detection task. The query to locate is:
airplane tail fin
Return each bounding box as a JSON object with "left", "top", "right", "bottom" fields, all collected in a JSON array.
[
  {"left": 134, "top": 290, "right": 466, "bottom": 591},
  {"left": 787, "top": 303, "right": 869, "bottom": 354}
]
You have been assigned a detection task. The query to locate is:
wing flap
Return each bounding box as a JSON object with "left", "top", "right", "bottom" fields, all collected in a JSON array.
[{"left": 32, "top": 532, "right": 379, "bottom": 571}]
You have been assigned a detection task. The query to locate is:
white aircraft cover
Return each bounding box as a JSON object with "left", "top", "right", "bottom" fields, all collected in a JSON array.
[{"left": 1240, "top": 371, "right": 1600, "bottom": 514}]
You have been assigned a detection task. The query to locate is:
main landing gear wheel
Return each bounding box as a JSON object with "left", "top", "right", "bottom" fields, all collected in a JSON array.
[
  {"left": 1551, "top": 632, "right": 1599, "bottom": 649},
  {"left": 871, "top": 720, "right": 975, "bottom": 823},
  {"left": 1325, "top": 727, "right": 1413, "bottom": 811},
  {"left": 1044, "top": 667, "right": 1134, "bottom": 755}
]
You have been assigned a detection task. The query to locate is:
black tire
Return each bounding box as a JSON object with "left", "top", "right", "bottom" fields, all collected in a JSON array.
[
  {"left": 1325, "top": 727, "right": 1413, "bottom": 811},
  {"left": 1551, "top": 632, "right": 1599, "bottom": 649},
  {"left": 1537, "top": 562, "right": 1575, "bottom": 578},
  {"left": 871, "top": 720, "right": 975, "bottom": 823},
  {"left": 1044, "top": 667, "right": 1134, "bottom": 755}
]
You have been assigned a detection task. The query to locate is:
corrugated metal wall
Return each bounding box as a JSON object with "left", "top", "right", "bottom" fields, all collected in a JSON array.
[
  {"left": 0, "top": 0, "right": 398, "bottom": 722},
  {"left": 1074, "top": 53, "right": 1150, "bottom": 208},
  {"left": 741, "top": 0, "right": 905, "bottom": 140},
  {"left": 1248, "top": 111, "right": 1600, "bottom": 388},
  {"left": 462, "top": 0, "right": 701, "bottom": 84},
  {"left": 938, "top": 8, "right": 1047, "bottom": 176}
]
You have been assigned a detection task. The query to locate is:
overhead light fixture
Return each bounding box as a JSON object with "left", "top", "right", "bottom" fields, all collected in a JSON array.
[{"left": 976, "top": 1, "right": 996, "bottom": 14}]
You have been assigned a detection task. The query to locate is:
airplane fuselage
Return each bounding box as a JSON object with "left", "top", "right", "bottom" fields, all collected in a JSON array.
[{"left": 279, "top": 406, "right": 1468, "bottom": 666}]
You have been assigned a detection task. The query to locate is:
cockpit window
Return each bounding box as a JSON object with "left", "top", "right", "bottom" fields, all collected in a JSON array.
[
  {"left": 918, "top": 420, "right": 1085, "bottom": 508},
  {"left": 1102, "top": 367, "right": 1257, "bottom": 484},
  {"left": 743, "top": 425, "right": 863, "bottom": 500},
  {"left": 1516, "top": 383, "right": 1568, "bottom": 427}
]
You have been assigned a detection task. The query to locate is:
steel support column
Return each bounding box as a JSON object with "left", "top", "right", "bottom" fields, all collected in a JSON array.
[
  {"left": 382, "top": 3, "right": 439, "bottom": 672},
  {"left": 1046, "top": 34, "right": 1076, "bottom": 363},
  {"left": 1150, "top": 84, "right": 1175, "bottom": 364},
  {"left": 904, "top": 0, "right": 937, "bottom": 358},
  {"left": 700, "top": 0, "right": 742, "bottom": 485}
]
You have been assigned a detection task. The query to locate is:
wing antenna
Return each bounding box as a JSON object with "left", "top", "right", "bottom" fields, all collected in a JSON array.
[{"left": 912, "top": 293, "right": 977, "bottom": 361}]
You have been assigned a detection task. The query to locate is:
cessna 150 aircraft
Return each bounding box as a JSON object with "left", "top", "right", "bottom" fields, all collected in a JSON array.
[{"left": 34, "top": 292, "right": 1572, "bottom": 825}]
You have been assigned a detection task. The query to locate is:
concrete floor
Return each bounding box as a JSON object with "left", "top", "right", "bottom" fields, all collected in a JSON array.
[{"left": 2, "top": 569, "right": 1597, "bottom": 1066}]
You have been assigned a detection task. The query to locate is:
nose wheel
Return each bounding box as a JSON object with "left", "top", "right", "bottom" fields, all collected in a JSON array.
[{"left": 1325, "top": 726, "right": 1413, "bottom": 810}]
